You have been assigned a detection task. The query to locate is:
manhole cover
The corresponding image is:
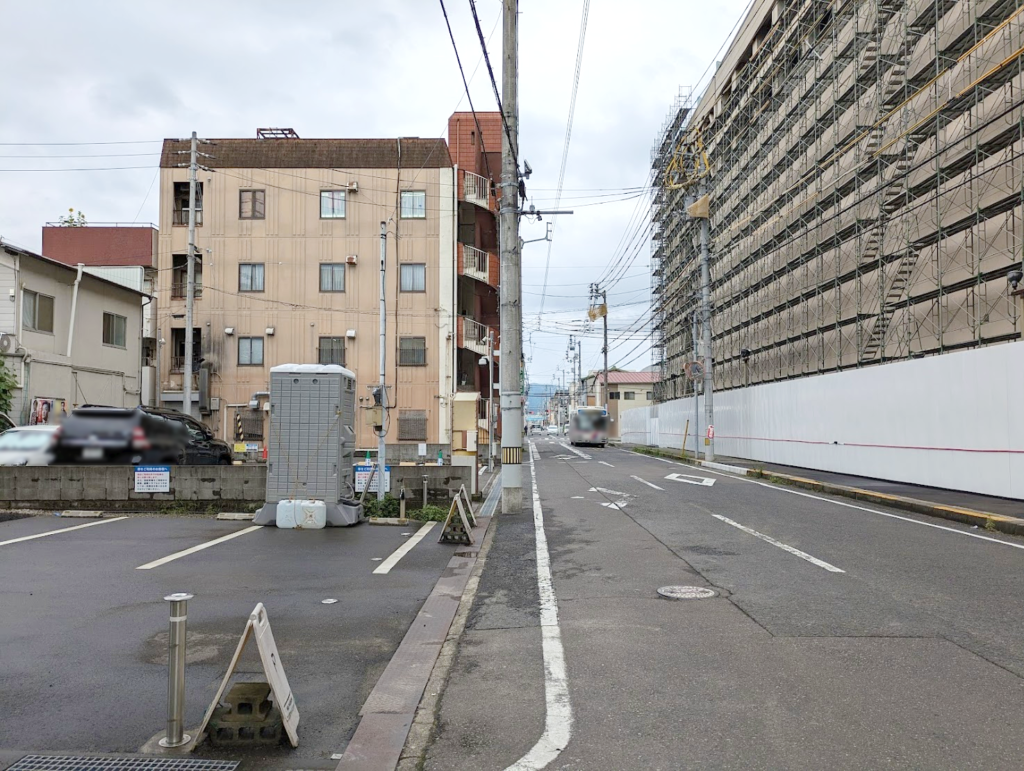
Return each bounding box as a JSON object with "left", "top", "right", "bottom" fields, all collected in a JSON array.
[
  {"left": 9, "top": 757, "right": 239, "bottom": 771},
  {"left": 657, "top": 585, "right": 717, "bottom": 600}
]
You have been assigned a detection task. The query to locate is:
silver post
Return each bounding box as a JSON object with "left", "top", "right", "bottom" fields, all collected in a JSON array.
[
  {"left": 422, "top": 474, "right": 429, "bottom": 508},
  {"left": 488, "top": 330, "right": 495, "bottom": 473},
  {"left": 160, "top": 592, "right": 194, "bottom": 748},
  {"left": 378, "top": 221, "right": 387, "bottom": 502}
]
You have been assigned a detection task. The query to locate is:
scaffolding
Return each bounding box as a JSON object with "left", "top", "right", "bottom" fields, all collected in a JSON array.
[{"left": 653, "top": 0, "right": 1024, "bottom": 401}]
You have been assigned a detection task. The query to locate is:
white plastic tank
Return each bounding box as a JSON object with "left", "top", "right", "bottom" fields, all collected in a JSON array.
[{"left": 276, "top": 499, "right": 327, "bottom": 530}]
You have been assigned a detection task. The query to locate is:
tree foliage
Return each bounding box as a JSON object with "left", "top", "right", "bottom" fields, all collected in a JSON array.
[
  {"left": 57, "top": 208, "right": 87, "bottom": 227},
  {"left": 0, "top": 356, "right": 16, "bottom": 416}
]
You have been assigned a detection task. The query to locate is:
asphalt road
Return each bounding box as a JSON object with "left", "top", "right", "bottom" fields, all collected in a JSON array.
[
  {"left": 0, "top": 511, "right": 458, "bottom": 770},
  {"left": 427, "top": 439, "right": 1024, "bottom": 770}
]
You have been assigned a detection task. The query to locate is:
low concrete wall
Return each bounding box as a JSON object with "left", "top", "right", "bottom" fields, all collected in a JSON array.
[
  {"left": 0, "top": 466, "right": 267, "bottom": 511},
  {"left": 0, "top": 463, "right": 473, "bottom": 510}
]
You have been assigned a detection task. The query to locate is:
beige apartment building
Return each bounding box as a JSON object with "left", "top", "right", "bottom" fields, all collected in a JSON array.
[{"left": 157, "top": 132, "right": 456, "bottom": 453}]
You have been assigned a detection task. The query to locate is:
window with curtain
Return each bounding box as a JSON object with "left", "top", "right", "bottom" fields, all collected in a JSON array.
[
  {"left": 238, "top": 337, "right": 264, "bottom": 366},
  {"left": 400, "top": 263, "right": 426, "bottom": 292},
  {"left": 400, "top": 190, "right": 426, "bottom": 218},
  {"left": 239, "top": 190, "right": 265, "bottom": 219},
  {"left": 320, "top": 190, "right": 346, "bottom": 219},
  {"left": 238, "top": 263, "right": 265, "bottom": 292},
  {"left": 319, "top": 264, "right": 345, "bottom": 292},
  {"left": 399, "top": 337, "right": 426, "bottom": 366}
]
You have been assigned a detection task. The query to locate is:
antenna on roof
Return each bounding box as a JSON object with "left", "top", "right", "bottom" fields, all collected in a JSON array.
[{"left": 257, "top": 128, "right": 299, "bottom": 139}]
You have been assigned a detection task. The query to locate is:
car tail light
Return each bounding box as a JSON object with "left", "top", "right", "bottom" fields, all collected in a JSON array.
[{"left": 131, "top": 426, "right": 151, "bottom": 450}]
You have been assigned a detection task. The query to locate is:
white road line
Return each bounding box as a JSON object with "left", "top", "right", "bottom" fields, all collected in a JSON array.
[
  {"left": 598, "top": 460, "right": 615, "bottom": 467},
  {"left": 558, "top": 442, "right": 591, "bottom": 460},
  {"left": 665, "top": 472, "right": 716, "bottom": 487},
  {"left": 712, "top": 514, "right": 845, "bottom": 573},
  {"left": 373, "top": 522, "right": 438, "bottom": 575},
  {"left": 136, "top": 525, "right": 262, "bottom": 570},
  {"left": 0, "top": 516, "right": 127, "bottom": 547},
  {"left": 750, "top": 481, "right": 1024, "bottom": 552},
  {"left": 507, "top": 443, "right": 571, "bottom": 770},
  {"left": 630, "top": 475, "right": 664, "bottom": 490}
]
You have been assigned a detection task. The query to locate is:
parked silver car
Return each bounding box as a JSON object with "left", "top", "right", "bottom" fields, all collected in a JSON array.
[{"left": 0, "top": 425, "right": 59, "bottom": 466}]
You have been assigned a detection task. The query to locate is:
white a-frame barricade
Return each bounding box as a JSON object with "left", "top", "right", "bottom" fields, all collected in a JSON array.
[
  {"left": 438, "top": 495, "right": 474, "bottom": 545},
  {"left": 193, "top": 602, "right": 299, "bottom": 749}
]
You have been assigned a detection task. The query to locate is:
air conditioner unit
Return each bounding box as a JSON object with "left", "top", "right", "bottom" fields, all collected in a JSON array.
[
  {"left": 0, "top": 333, "right": 17, "bottom": 354},
  {"left": 345, "top": 255, "right": 358, "bottom": 265},
  {"left": 348, "top": 181, "right": 359, "bottom": 193},
  {"left": 346, "top": 329, "right": 356, "bottom": 339}
]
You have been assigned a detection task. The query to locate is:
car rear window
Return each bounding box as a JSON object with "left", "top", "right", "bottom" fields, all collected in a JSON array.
[{"left": 62, "top": 410, "right": 137, "bottom": 437}]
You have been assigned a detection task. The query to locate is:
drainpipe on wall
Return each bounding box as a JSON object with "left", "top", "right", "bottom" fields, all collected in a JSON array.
[{"left": 66, "top": 263, "right": 84, "bottom": 358}]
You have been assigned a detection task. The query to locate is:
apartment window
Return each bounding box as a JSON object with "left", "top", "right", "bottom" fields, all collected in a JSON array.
[
  {"left": 238, "top": 263, "right": 265, "bottom": 292},
  {"left": 171, "top": 254, "right": 203, "bottom": 299},
  {"left": 398, "top": 409, "right": 428, "bottom": 440},
  {"left": 22, "top": 290, "right": 54, "bottom": 333},
  {"left": 608, "top": 391, "right": 620, "bottom": 400},
  {"left": 319, "top": 264, "right": 346, "bottom": 292},
  {"left": 238, "top": 336, "right": 264, "bottom": 366},
  {"left": 102, "top": 312, "right": 127, "bottom": 348},
  {"left": 318, "top": 337, "right": 346, "bottom": 366},
  {"left": 646, "top": 391, "right": 654, "bottom": 400},
  {"left": 400, "top": 263, "right": 426, "bottom": 292},
  {"left": 173, "top": 181, "right": 202, "bottom": 226},
  {"left": 320, "top": 190, "right": 346, "bottom": 219},
  {"left": 239, "top": 190, "right": 266, "bottom": 220},
  {"left": 399, "top": 337, "right": 426, "bottom": 366},
  {"left": 623, "top": 391, "right": 636, "bottom": 400},
  {"left": 400, "top": 190, "right": 426, "bottom": 219}
]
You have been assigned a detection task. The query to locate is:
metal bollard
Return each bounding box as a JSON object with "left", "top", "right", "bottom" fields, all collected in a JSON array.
[
  {"left": 399, "top": 487, "right": 407, "bottom": 523},
  {"left": 159, "top": 592, "right": 194, "bottom": 748},
  {"left": 422, "top": 475, "right": 429, "bottom": 508}
]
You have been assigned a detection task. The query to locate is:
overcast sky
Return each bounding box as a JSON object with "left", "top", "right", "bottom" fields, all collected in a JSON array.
[{"left": 0, "top": 0, "right": 747, "bottom": 387}]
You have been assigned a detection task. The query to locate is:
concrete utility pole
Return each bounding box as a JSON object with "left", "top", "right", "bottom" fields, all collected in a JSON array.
[
  {"left": 378, "top": 221, "right": 387, "bottom": 502},
  {"left": 577, "top": 339, "right": 582, "bottom": 406},
  {"left": 692, "top": 311, "right": 700, "bottom": 459},
  {"left": 601, "top": 288, "right": 609, "bottom": 412},
  {"left": 499, "top": 0, "right": 522, "bottom": 514},
  {"left": 183, "top": 132, "right": 198, "bottom": 419},
  {"left": 689, "top": 193, "right": 715, "bottom": 461},
  {"left": 488, "top": 330, "right": 496, "bottom": 472}
]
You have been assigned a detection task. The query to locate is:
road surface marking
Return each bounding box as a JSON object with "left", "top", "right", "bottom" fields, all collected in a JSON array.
[
  {"left": 373, "top": 522, "right": 438, "bottom": 574},
  {"left": 712, "top": 514, "right": 845, "bottom": 573},
  {"left": 0, "top": 516, "right": 127, "bottom": 547},
  {"left": 571, "top": 495, "right": 585, "bottom": 499},
  {"left": 665, "top": 472, "right": 716, "bottom": 487},
  {"left": 136, "top": 525, "right": 262, "bottom": 570},
  {"left": 589, "top": 486, "right": 627, "bottom": 496},
  {"left": 598, "top": 460, "right": 615, "bottom": 467},
  {"left": 630, "top": 475, "right": 664, "bottom": 490},
  {"left": 750, "top": 481, "right": 1024, "bottom": 551},
  {"left": 559, "top": 442, "right": 591, "bottom": 460},
  {"left": 508, "top": 441, "right": 572, "bottom": 770}
]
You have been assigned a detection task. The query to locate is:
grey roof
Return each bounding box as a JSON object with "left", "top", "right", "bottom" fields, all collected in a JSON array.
[{"left": 160, "top": 137, "right": 452, "bottom": 169}]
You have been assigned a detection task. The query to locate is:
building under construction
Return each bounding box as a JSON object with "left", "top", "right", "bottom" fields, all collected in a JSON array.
[{"left": 652, "top": 0, "right": 1024, "bottom": 400}]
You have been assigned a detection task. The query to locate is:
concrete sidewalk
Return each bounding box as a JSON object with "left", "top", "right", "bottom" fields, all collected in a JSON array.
[{"left": 629, "top": 447, "right": 1024, "bottom": 536}]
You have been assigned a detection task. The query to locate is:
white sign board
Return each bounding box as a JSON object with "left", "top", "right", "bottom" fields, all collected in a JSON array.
[
  {"left": 418, "top": 442, "right": 427, "bottom": 457},
  {"left": 134, "top": 465, "right": 170, "bottom": 493},
  {"left": 354, "top": 464, "right": 391, "bottom": 493},
  {"left": 193, "top": 602, "right": 299, "bottom": 749}
]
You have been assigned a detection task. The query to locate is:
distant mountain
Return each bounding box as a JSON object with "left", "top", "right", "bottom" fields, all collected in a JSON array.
[{"left": 525, "top": 383, "right": 558, "bottom": 413}]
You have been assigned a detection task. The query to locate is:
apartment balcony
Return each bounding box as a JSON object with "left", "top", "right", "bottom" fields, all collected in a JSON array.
[
  {"left": 458, "top": 243, "right": 498, "bottom": 288},
  {"left": 459, "top": 169, "right": 495, "bottom": 211},
  {"left": 171, "top": 282, "right": 203, "bottom": 300},
  {"left": 457, "top": 315, "right": 493, "bottom": 357}
]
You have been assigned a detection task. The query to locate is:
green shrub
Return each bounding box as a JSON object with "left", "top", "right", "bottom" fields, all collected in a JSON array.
[{"left": 409, "top": 504, "right": 450, "bottom": 522}]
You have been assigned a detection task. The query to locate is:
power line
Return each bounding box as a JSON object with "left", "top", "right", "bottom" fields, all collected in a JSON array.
[
  {"left": 467, "top": 0, "right": 518, "bottom": 169},
  {"left": 0, "top": 140, "right": 160, "bottom": 146},
  {"left": 0, "top": 152, "right": 160, "bottom": 159},
  {"left": 0, "top": 165, "right": 153, "bottom": 172},
  {"left": 537, "top": 0, "right": 591, "bottom": 319}
]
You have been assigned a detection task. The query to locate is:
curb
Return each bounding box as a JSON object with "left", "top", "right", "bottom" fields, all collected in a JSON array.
[{"left": 628, "top": 446, "right": 1024, "bottom": 538}]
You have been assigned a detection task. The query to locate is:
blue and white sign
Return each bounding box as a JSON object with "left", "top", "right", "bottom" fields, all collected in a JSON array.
[
  {"left": 354, "top": 464, "right": 391, "bottom": 493},
  {"left": 134, "top": 465, "right": 171, "bottom": 493}
]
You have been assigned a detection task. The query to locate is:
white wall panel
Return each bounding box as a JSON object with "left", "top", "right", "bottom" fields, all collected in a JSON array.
[{"left": 621, "top": 341, "right": 1024, "bottom": 499}]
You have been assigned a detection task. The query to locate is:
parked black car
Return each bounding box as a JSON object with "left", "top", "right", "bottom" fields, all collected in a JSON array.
[{"left": 53, "top": 406, "right": 232, "bottom": 465}]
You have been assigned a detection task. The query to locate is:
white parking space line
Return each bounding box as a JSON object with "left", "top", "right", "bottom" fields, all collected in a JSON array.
[
  {"left": 0, "top": 516, "right": 127, "bottom": 547},
  {"left": 136, "top": 525, "right": 262, "bottom": 570},
  {"left": 630, "top": 475, "right": 664, "bottom": 490},
  {"left": 598, "top": 460, "right": 615, "bottom": 467},
  {"left": 373, "top": 522, "right": 438, "bottom": 575},
  {"left": 712, "top": 514, "right": 845, "bottom": 573}
]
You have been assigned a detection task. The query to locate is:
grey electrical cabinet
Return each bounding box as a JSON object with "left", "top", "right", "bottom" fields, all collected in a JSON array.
[{"left": 253, "top": 363, "right": 363, "bottom": 526}]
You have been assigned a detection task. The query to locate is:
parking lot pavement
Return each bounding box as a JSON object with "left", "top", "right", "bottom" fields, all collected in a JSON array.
[{"left": 0, "top": 510, "right": 465, "bottom": 769}]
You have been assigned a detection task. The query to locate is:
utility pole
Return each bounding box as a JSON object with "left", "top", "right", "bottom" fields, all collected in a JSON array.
[
  {"left": 488, "top": 330, "right": 495, "bottom": 472},
  {"left": 378, "top": 222, "right": 387, "bottom": 501},
  {"left": 499, "top": 0, "right": 522, "bottom": 513},
  {"left": 689, "top": 193, "right": 714, "bottom": 461},
  {"left": 692, "top": 311, "right": 700, "bottom": 459},
  {"left": 577, "top": 339, "right": 582, "bottom": 406},
  {"left": 601, "top": 288, "right": 608, "bottom": 412},
  {"left": 183, "top": 132, "right": 198, "bottom": 419}
]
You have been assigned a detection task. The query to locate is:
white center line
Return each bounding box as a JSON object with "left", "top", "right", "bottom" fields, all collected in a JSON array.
[
  {"left": 630, "top": 475, "right": 664, "bottom": 490},
  {"left": 373, "top": 522, "right": 438, "bottom": 575},
  {"left": 712, "top": 514, "right": 845, "bottom": 573},
  {"left": 0, "top": 516, "right": 127, "bottom": 547},
  {"left": 598, "top": 460, "right": 615, "bottom": 467},
  {"left": 507, "top": 442, "right": 572, "bottom": 770},
  {"left": 558, "top": 442, "right": 591, "bottom": 460},
  {"left": 136, "top": 525, "right": 263, "bottom": 570}
]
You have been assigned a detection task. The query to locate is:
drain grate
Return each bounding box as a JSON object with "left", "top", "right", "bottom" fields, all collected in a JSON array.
[{"left": 9, "top": 757, "right": 239, "bottom": 771}]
